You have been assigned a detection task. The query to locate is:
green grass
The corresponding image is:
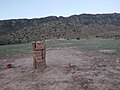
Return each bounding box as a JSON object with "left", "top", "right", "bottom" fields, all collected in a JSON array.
[
  {"left": 72, "top": 39, "right": 120, "bottom": 52},
  {"left": 0, "top": 39, "right": 120, "bottom": 58},
  {"left": 46, "top": 39, "right": 120, "bottom": 52},
  {"left": 0, "top": 43, "right": 32, "bottom": 58}
]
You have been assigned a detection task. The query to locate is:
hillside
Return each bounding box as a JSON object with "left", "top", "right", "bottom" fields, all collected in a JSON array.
[{"left": 0, "top": 13, "right": 120, "bottom": 45}]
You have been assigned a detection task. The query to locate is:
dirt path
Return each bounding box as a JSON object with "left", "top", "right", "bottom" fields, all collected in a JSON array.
[{"left": 0, "top": 48, "right": 120, "bottom": 90}]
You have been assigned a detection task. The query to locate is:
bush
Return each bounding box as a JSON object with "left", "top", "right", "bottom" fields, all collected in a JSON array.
[{"left": 76, "top": 37, "right": 80, "bottom": 40}]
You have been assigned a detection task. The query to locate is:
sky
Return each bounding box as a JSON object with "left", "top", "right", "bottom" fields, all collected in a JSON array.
[{"left": 0, "top": 0, "right": 120, "bottom": 20}]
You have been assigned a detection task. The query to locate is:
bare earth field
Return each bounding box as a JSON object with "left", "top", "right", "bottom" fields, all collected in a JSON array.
[{"left": 0, "top": 47, "right": 120, "bottom": 90}]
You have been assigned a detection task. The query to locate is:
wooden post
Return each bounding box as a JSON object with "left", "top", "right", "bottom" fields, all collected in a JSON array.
[{"left": 32, "top": 41, "right": 36, "bottom": 51}]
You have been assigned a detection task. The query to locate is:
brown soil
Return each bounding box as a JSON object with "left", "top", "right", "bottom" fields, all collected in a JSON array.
[{"left": 0, "top": 48, "right": 120, "bottom": 90}]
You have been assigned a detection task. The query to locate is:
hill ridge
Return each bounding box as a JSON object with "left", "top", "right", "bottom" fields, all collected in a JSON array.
[{"left": 0, "top": 13, "right": 120, "bottom": 45}]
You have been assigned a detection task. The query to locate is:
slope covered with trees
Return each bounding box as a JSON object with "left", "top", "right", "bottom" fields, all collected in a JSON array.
[{"left": 0, "top": 13, "right": 120, "bottom": 45}]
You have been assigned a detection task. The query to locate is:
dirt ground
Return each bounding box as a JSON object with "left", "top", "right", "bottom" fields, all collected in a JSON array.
[{"left": 0, "top": 48, "right": 120, "bottom": 90}]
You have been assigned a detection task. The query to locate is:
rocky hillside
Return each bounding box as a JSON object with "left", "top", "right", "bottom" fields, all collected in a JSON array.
[{"left": 0, "top": 13, "right": 120, "bottom": 45}]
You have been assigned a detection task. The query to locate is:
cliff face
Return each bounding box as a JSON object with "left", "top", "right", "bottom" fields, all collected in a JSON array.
[{"left": 0, "top": 13, "right": 120, "bottom": 45}]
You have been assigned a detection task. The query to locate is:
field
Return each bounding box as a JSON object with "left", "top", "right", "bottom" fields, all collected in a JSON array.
[
  {"left": 0, "top": 39, "right": 120, "bottom": 90},
  {"left": 0, "top": 39, "right": 120, "bottom": 58}
]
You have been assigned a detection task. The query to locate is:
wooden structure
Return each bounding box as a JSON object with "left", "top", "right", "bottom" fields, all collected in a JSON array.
[{"left": 32, "top": 41, "right": 46, "bottom": 70}]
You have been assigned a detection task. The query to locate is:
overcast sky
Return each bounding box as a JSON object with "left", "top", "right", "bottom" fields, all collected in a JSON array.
[{"left": 0, "top": 0, "right": 120, "bottom": 20}]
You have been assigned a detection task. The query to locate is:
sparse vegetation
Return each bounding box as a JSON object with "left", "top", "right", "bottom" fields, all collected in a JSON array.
[
  {"left": 0, "top": 43, "right": 32, "bottom": 58},
  {"left": 0, "top": 39, "right": 120, "bottom": 58},
  {"left": 0, "top": 13, "right": 120, "bottom": 45}
]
